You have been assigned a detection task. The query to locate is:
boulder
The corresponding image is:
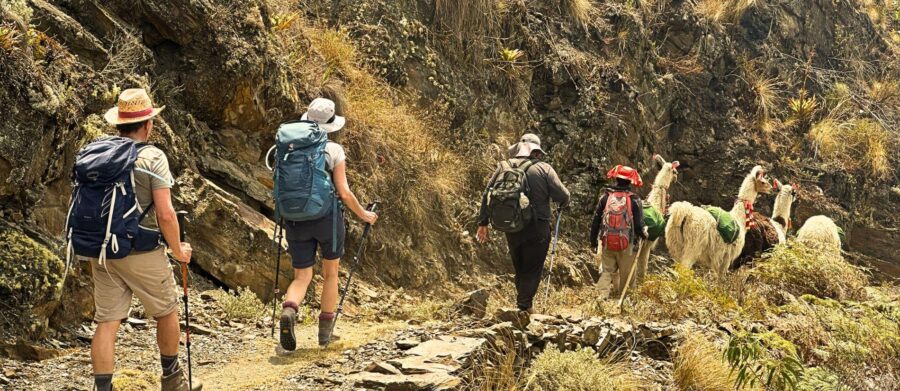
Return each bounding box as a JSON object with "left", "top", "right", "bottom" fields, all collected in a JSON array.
[
  {"left": 494, "top": 308, "right": 530, "bottom": 329},
  {"left": 453, "top": 289, "right": 489, "bottom": 319},
  {"left": 174, "top": 171, "right": 284, "bottom": 300}
]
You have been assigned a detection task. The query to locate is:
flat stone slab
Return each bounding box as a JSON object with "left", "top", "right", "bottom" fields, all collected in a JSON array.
[
  {"left": 347, "top": 372, "right": 460, "bottom": 391},
  {"left": 406, "top": 336, "right": 486, "bottom": 363},
  {"left": 387, "top": 355, "right": 460, "bottom": 375}
]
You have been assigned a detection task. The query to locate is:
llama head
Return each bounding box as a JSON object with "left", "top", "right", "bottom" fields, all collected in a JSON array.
[
  {"left": 772, "top": 179, "right": 797, "bottom": 220},
  {"left": 750, "top": 165, "right": 773, "bottom": 195},
  {"left": 652, "top": 154, "right": 679, "bottom": 188}
]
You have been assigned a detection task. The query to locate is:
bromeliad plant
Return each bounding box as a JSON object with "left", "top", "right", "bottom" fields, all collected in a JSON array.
[
  {"left": 498, "top": 47, "right": 525, "bottom": 63},
  {"left": 788, "top": 89, "right": 818, "bottom": 124},
  {"left": 725, "top": 330, "right": 804, "bottom": 390}
]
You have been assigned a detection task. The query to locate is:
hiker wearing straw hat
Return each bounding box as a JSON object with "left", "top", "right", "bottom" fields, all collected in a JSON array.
[
  {"left": 73, "top": 88, "right": 200, "bottom": 390},
  {"left": 590, "top": 165, "right": 648, "bottom": 298},
  {"left": 476, "top": 133, "right": 570, "bottom": 314},
  {"left": 273, "top": 97, "right": 378, "bottom": 351}
]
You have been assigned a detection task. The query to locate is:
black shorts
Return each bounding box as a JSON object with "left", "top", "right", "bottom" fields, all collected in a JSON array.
[{"left": 284, "top": 211, "right": 346, "bottom": 269}]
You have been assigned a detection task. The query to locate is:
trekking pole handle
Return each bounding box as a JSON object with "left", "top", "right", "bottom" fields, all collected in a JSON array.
[{"left": 367, "top": 201, "right": 379, "bottom": 213}]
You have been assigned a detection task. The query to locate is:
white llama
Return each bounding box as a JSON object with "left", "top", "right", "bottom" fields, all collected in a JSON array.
[
  {"left": 797, "top": 215, "right": 842, "bottom": 258},
  {"left": 665, "top": 165, "right": 773, "bottom": 277},
  {"left": 633, "top": 154, "right": 680, "bottom": 282}
]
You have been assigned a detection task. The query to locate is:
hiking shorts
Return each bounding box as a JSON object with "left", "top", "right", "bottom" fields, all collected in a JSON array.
[
  {"left": 284, "top": 211, "right": 346, "bottom": 269},
  {"left": 89, "top": 246, "right": 179, "bottom": 323}
]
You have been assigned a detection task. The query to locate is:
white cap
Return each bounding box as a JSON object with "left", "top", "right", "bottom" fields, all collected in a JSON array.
[{"left": 300, "top": 98, "right": 346, "bottom": 133}]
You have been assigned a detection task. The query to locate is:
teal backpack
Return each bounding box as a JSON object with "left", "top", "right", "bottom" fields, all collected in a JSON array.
[{"left": 271, "top": 120, "right": 337, "bottom": 222}]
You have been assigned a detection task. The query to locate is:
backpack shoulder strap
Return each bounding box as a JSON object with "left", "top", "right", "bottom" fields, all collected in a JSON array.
[{"left": 517, "top": 159, "right": 536, "bottom": 172}]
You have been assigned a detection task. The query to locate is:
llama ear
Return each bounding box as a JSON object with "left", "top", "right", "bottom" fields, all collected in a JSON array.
[
  {"left": 671, "top": 161, "right": 680, "bottom": 170},
  {"left": 773, "top": 179, "right": 781, "bottom": 190},
  {"left": 791, "top": 183, "right": 799, "bottom": 191}
]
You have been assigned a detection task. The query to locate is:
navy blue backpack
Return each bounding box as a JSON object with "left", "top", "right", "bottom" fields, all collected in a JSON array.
[{"left": 65, "top": 137, "right": 164, "bottom": 265}]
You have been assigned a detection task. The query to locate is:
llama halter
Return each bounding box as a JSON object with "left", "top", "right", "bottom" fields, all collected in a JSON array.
[{"left": 737, "top": 198, "right": 755, "bottom": 229}]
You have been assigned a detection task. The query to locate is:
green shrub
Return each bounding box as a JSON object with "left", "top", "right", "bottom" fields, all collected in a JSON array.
[
  {"left": 215, "top": 286, "right": 266, "bottom": 320},
  {"left": 524, "top": 347, "right": 641, "bottom": 391},
  {"left": 724, "top": 331, "right": 803, "bottom": 390},
  {"left": 797, "top": 367, "right": 843, "bottom": 391},
  {"left": 752, "top": 242, "right": 867, "bottom": 301},
  {"left": 632, "top": 265, "right": 741, "bottom": 323}
]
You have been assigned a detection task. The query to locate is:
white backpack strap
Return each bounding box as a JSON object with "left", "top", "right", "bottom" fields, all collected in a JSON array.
[
  {"left": 98, "top": 184, "right": 123, "bottom": 265},
  {"left": 134, "top": 167, "right": 175, "bottom": 187}
]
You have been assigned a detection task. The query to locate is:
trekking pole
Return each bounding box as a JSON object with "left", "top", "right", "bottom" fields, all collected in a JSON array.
[
  {"left": 175, "top": 211, "right": 193, "bottom": 391},
  {"left": 327, "top": 201, "right": 379, "bottom": 347},
  {"left": 541, "top": 210, "right": 564, "bottom": 312},
  {"left": 617, "top": 239, "right": 644, "bottom": 309},
  {"left": 270, "top": 219, "right": 284, "bottom": 339}
]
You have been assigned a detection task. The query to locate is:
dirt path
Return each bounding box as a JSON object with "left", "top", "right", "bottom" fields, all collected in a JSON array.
[{"left": 196, "top": 321, "right": 406, "bottom": 390}]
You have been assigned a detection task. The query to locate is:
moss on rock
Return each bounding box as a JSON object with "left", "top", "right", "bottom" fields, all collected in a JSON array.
[{"left": 0, "top": 226, "right": 64, "bottom": 339}]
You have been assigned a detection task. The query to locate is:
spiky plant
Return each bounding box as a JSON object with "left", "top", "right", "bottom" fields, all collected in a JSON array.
[
  {"left": 499, "top": 47, "right": 525, "bottom": 63},
  {"left": 787, "top": 89, "right": 818, "bottom": 123},
  {"left": 0, "top": 25, "right": 17, "bottom": 51},
  {"left": 270, "top": 12, "right": 299, "bottom": 33}
]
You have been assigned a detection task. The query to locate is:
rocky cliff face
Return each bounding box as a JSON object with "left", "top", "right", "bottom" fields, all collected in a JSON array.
[{"left": 1, "top": 0, "right": 897, "bottom": 339}]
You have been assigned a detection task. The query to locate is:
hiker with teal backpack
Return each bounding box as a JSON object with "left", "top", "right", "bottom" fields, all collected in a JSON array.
[
  {"left": 268, "top": 98, "right": 378, "bottom": 350},
  {"left": 476, "top": 133, "right": 570, "bottom": 314},
  {"left": 67, "top": 89, "right": 201, "bottom": 391},
  {"left": 590, "top": 165, "right": 648, "bottom": 299}
]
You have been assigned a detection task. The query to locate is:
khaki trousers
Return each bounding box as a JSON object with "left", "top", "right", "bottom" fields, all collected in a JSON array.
[{"left": 597, "top": 243, "right": 637, "bottom": 296}]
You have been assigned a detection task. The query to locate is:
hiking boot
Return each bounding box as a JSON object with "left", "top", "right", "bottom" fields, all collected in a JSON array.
[
  {"left": 318, "top": 316, "right": 338, "bottom": 346},
  {"left": 280, "top": 307, "right": 297, "bottom": 351},
  {"left": 160, "top": 367, "right": 202, "bottom": 391}
]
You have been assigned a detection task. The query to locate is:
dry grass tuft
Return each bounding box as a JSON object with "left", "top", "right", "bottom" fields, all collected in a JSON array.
[
  {"left": 809, "top": 117, "right": 893, "bottom": 179},
  {"left": 306, "top": 28, "right": 465, "bottom": 234},
  {"left": 867, "top": 79, "right": 900, "bottom": 103},
  {"left": 674, "top": 332, "right": 747, "bottom": 391},
  {"left": 560, "top": 0, "right": 594, "bottom": 30},
  {"left": 524, "top": 347, "right": 642, "bottom": 390},
  {"left": 269, "top": 12, "right": 299, "bottom": 33},
  {"left": 691, "top": 0, "right": 756, "bottom": 24},
  {"left": 743, "top": 65, "right": 782, "bottom": 133},
  {"left": 215, "top": 286, "right": 267, "bottom": 320},
  {"left": 434, "top": 0, "right": 497, "bottom": 43},
  {"left": 752, "top": 242, "right": 868, "bottom": 302}
]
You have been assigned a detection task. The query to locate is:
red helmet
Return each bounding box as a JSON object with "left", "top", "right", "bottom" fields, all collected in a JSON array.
[{"left": 607, "top": 165, "right": 643, "bottom": 187}]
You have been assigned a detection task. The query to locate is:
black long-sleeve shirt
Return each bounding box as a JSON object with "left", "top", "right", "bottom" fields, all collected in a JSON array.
[
  {"left": 478, "top": 159, "right": 570, "bottom": 226},
  {"left": 590, "top": 186, "right": 645, "bottom": 249}
]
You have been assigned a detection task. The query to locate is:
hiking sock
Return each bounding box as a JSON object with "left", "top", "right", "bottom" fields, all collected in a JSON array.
[
  {"left": 318, "top": 312, "right": 336, "bottom": 346},
  {"left": 282, "top": 301, "right": 299, "bottom": 313},
  {"left": 94, "top": 373, "right": 113, "bottom": 391},
  {"left": 160, "top": 354, "right": 180, "bottom": 377}
]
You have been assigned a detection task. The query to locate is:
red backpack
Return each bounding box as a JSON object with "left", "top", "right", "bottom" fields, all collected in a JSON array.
[{"left": 602, "top": 190, "right": 634, "bottom": 251}]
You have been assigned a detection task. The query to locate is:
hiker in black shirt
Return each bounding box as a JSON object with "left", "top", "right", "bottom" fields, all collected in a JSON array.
[{"left": 476, "top": 133, "right": 570, "bottom": 313}]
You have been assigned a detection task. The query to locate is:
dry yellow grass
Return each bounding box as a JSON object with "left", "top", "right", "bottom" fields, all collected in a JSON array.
[
  {"left": 691, "top": 0, "right": 756, "bottom": 24},
  {"left": 743, "top": 65, "right": 782, "bottom": 133},
  {"left": 525, "top": 347, "right": 643, "bottom": 391},
  {"left": 111, "top": 369, "right": 157, "bottom": 391},
  {"left": 561, "top": 0, "right": 594, "bottom": 30},
  {"left": 434, "top": 0, "right": 497, "bottom": 42},
  {"left": 809, "top": 117, "right": 893, "bottom": 179},
  {"left": 674, "top": 332, "right": 748, "bottom": 391}
]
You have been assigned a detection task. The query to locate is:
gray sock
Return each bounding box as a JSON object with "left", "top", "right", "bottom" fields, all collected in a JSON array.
[
  {"left": 94, "top": 373, "right": 113, "bottom": 391},
  {"left": 161, "top": 354, "right": 179, "bottom": 377}
]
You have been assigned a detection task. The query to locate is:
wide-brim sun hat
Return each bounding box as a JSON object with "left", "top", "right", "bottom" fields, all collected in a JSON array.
[
  {"left": 301, "top": 97, "right": 346, "bottom": 133},
  {"left": 103, "top": 88, "right": 165, "bottom": 125},
  {"left": 508, "top": 133, "right": 546, "bottom": 158},
  {"left": 607, "top": 165, "right": 643, "bottom": 187}
]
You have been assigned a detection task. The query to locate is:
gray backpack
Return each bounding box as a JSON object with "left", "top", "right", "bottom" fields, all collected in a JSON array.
[{"left": 486, "top": 159, "right": 535, "bottom": 233}]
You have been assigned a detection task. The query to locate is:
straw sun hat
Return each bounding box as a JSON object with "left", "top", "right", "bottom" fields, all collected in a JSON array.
[{"left": 103, "top": 88, "right": 165, "bottom": 125}]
